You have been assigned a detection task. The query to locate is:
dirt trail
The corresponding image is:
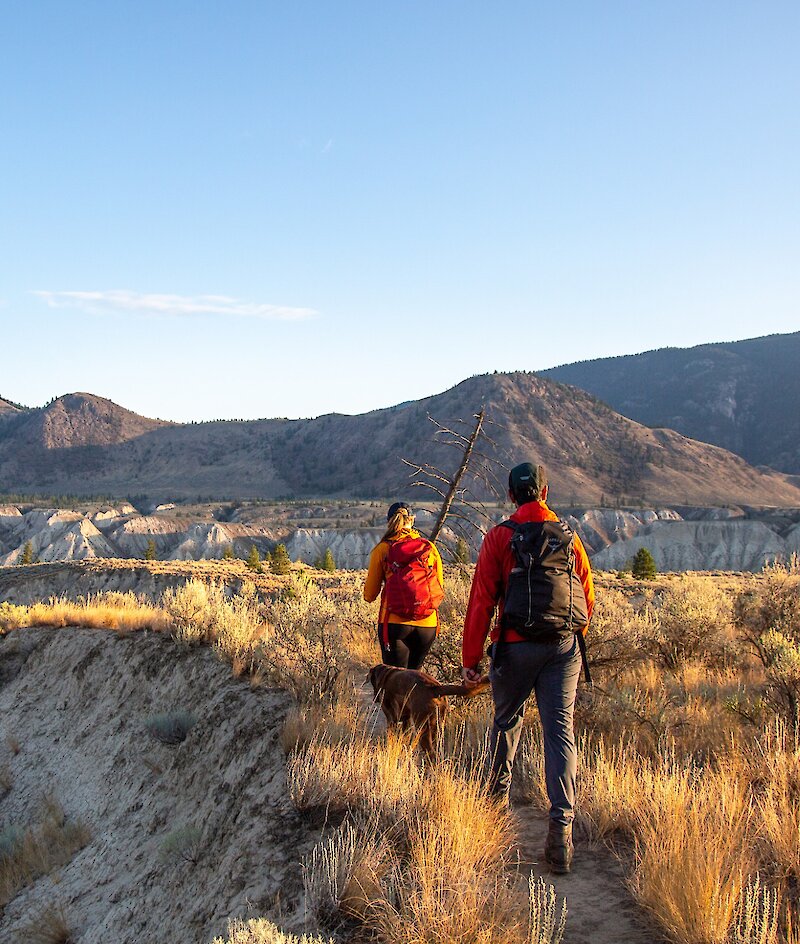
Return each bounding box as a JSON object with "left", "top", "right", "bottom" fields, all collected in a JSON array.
[{"left": 512, "top": 807, "right": 656, "bottom": 944}]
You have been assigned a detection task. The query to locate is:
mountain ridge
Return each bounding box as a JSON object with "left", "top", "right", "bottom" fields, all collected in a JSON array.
[
  {"left": 543, "top": 331, "right": 800, "bottom": 474},
  {"left": 0, "top": 372, "right": 799, "bottom": 506}
]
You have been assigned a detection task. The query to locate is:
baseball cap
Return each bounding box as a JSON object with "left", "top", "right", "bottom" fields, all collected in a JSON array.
[
  {"left": 508, "top": 462, "right": 546, "bottom": 496},
  {"left": 387, "top": 501, "right": 413, "bottom": 520}
]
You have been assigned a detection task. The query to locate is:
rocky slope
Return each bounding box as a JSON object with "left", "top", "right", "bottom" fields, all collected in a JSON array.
[
  {"left": 592, "top": 519, "right": 798, "bottom": 572},
  {"left": 544, "top": 330, "right": 800, "bottom": 474},
  {"left": 2, "top": 374, "right": 800, "bottom": 505},
  {"left": 2, "top": 501, "right": 799, "bottom": 573},
  {"left": 0, "top": 627, "right": 314, "bottom": 942}
]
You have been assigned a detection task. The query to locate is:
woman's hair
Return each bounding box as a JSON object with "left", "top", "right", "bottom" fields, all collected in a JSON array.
[{"left": 380, "top": 509, "right": 414, "bottom": 544}]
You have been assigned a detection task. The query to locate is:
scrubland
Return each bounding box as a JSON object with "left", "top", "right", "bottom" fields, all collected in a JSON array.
[{"left": 2, "top": 559, "right": 799, "bottom": 944}]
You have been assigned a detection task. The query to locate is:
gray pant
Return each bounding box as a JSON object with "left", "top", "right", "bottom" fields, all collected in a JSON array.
[{"left": 489, "top": 634, "right": 581, "bottom": 825}]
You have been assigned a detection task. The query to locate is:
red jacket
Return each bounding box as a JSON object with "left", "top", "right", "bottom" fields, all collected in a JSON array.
[{"left": 462, "top": 501, "right": 595, "bottom": 669}]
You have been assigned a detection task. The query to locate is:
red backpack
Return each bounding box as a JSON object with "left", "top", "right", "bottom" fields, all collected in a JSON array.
[{"left": 381, "top": 537, "right": 444, "bottom": 645}]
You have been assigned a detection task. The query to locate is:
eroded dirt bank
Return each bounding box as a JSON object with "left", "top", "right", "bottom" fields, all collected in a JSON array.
[{"left": 0, "top": 627, "right": 313, "bottom": 943}]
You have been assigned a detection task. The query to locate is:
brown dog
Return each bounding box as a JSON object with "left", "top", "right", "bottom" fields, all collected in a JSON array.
[{"left": 368, "top": 664, "right": 490, "bottom": 756}]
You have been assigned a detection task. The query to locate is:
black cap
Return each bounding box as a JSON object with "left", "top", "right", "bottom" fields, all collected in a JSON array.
[
  {"left": 387, "top": 501, "right": 413, "bottom": 520},
  {"left": 508, "top": 462, "right": 546, "bottom": 498}
]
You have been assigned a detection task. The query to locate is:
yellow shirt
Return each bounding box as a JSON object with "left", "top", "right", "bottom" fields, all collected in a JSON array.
[{"left": 363, "top": 529, "right": 444, "bottom": 627}]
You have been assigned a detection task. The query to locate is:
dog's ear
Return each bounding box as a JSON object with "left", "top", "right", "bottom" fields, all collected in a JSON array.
[{"left": 368, "top": 665, "right": 381, "bottom": 692}]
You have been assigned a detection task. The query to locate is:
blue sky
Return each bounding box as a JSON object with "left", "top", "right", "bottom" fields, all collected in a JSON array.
[{"left": 1, "top": 2, "right": 798, "bottom": 421}]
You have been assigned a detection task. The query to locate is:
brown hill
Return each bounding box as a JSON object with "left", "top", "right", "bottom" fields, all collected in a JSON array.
[
  {"left": 0, "top": 396, "right": 25, "bottom": 417},
  {"left": 34, "top": 392, "right": 167, "bottom": 448},
  {"left": 0, "top": 376, "right": 799, "bottom": 506}
]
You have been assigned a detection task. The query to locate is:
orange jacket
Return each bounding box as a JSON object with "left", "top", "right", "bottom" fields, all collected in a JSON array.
[
  {"left": 364, "top": 529, "right": 444, "bottom": 628},
  {"left": 462, "top": 501, "right": 594, "bottom": 669}
]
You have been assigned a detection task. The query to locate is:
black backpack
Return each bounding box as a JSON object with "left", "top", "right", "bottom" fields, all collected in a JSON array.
[{"left": 499, "top": 519, "right": 589, "bottom": 639}]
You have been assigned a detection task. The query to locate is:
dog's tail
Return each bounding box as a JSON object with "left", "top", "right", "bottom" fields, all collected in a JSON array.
[{"left": 431, "top": 676, "right": 490, "bottom": 698}]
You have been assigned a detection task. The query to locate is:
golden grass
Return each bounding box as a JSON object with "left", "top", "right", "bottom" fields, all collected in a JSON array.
[
  {"left": 211, "top": 919, "right": 334, "bottom": 944},
  {"left": 290, "top": 718, "right": 567, "bottom": 944},
  {"left": 752, "top": 743, "right": 800, "bottom": 883},
  {"left": 4, "top": 564, "right": 799, "bottom": 943},
  {"left": 629, "top": 759, "right": 753, "bottom": 944},
  {"left": 3, "top": 592, "right": 167, "bottom": 634}
]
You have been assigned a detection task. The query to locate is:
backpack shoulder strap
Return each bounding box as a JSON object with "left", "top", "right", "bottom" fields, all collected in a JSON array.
[{"left": 499, "top": 520, "right": 518, "bottom": 533}]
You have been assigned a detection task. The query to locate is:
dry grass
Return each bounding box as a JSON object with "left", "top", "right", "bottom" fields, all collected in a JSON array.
[
  {"left": 212, "top": 919, "right": 334, "bottom": 944},
  {"left": 291, "top": 720, "right": 566, "bottom": 944},
  {"left": 6, "top": 563, "right": 800, "bottom": 943},
  {"left": 0, "top": 797, "right": 91, "bottom": 909},
  {"left": 3, "top": 591, "right": 167, "bottom": 634},
  {"left": 17, "top": 904, "right": 74, "bottom": 944}
]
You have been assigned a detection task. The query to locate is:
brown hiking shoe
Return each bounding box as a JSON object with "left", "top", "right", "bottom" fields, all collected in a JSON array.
[{"left": 544, "top": 822, "right": 573, "bottom": 874}]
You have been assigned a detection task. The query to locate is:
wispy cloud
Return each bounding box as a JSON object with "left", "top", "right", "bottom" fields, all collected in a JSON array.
[
  {"left": 321, "top": 138, "right": 334, "bottom": 154},
  {"left": 32, "top": 290, "right": 317, "bottom": 321}
]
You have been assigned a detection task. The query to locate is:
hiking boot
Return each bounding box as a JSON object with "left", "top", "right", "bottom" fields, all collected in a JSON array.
[{"left": 544, "top": 821, "right": 573, "bottom": 874}]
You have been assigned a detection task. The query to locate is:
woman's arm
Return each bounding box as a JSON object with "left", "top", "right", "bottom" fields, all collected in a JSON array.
[{"left": 363, "top": 543, "right": 386, "bottom": 602}]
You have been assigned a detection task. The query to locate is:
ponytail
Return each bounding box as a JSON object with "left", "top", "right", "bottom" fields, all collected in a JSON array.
[{"left": 380, "top": 510, "right": 414, "bottom": 544}]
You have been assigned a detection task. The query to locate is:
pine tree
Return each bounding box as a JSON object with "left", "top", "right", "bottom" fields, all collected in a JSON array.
[
  {"left": 270, "top": 543, "right": 291, "bottom": 575},
  {"left": 321, "top": 548, "right": 336, "bottom": 572},
  {"left": 222, "top": 545, "right": 235, "bottom": 560},
  {"left": 631, "top": 547, "right": 657, "bottom": 580},
  {"left": 246, "top": 545, "right": 262, "bottom": 572},
  {"left": 144, "top": 539, "right": 157, "bottom": 561},
  {"left": 21, "top": 541, "right": 34, "bottom": 565}
]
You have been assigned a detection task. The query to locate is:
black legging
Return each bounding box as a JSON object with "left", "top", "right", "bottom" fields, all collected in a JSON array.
[{"left": 378, "top": 623, "right": 437, "bottom": 670}]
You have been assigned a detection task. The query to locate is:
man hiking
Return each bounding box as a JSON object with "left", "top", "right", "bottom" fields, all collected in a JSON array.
[{"left": 461, "top": 461, "right": 594, "bottom": 873}]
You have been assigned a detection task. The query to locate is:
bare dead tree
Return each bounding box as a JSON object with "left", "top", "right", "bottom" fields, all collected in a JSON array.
[{"left": 401, "top": 409, "right": 508, "bottom": 561}]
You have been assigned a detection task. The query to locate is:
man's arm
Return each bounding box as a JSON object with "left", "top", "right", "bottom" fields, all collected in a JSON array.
[
  {"left": 462, "top": 527, "right": 505, "bottom": 671},
  {"left": 574, "top": 534, "right": 595, "bottom": 629}
]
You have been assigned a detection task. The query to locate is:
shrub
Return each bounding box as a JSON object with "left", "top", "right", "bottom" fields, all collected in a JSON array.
[
  {"left": 0, "top": 602, "right": 28, "bottom": 631},
  {"left": 162, "top": 580, "right": 217, "bottom": 644},
  {"left": 0, "top": 825, "right": 23, "bottom": 861},
  {"left": 160, "top": 825, "right": 202, "bottom": 864},
  {"left": 263, "top": 577, "right": 348, "bottom": 703},
  {"left": 146, "top": 710, "right": 197, "bottom": 745},
  {"left": 738, "top": 563, "right": 800, "bottom": 730},
  {"left": 758, "top": 630, "right": 800, "bottom": 731},
  {"left": 583, "top": 587, "right": 654, "bottom": 680},
  {"left": 648, "top": 574, "right": 733, "bottom": 668}
]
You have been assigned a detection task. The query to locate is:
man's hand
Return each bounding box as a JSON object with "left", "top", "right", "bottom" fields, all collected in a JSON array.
[{"left": 461, "top": 665, "right": 483, "bottom": 689}]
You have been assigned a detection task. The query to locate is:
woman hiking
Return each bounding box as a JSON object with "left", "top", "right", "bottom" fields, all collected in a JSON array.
[{"left": 364, "top": 502, "right": 444, "bottom": 670}]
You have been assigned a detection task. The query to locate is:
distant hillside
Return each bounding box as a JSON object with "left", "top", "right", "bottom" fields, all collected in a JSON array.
[
  {"left": 543, "top": 331, "right": 800, "bottom": 474},
  {"left": 0, "top": 396, "right": 26, "bottom": 415},
  {"left": 1, "top": 375, "right": 799, "bottom": 506}
]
